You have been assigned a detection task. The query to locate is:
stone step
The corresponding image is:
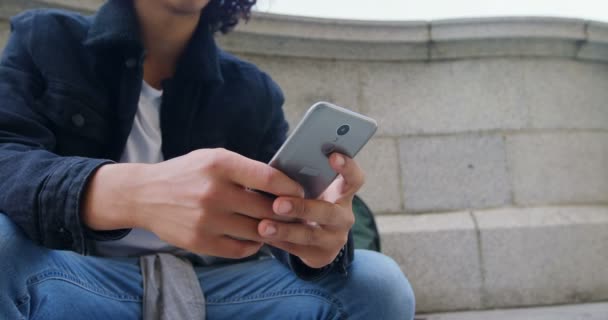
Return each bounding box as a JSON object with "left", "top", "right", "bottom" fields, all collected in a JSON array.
[
  {"left": 418, "top": 302, "right": 608, "bottom": 320},
  {"left": 377, "top": 206, "right": 608, "bottom": 313}
]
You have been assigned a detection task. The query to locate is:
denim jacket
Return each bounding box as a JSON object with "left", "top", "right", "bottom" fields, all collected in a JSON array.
[{"left": 0, "top": 0, "right": 353, "bottom": 280}]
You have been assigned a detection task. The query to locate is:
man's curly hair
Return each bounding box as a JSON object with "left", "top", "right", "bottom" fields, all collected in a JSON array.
[{"left": 204, "top": 0, "right": 257, "bottom": 34}]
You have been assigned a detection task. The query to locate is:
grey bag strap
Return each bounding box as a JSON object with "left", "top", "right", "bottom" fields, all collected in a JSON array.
[{"left": 140, "top": 253, "right": 205, "bottom": 320}]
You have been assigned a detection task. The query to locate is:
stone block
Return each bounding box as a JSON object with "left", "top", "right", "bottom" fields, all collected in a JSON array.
[
  {"left": 474, "top": 206, "right": 608, "bottom": 308},
  {"left": 237, "top": 13, "right": 429, "bottom": 43},
  {"left": 431, "top": 17, "right": 586, "bottom": 42},
  {"left": 219, "top": 33, "right": 430, "bottom": 61},
  {"left": 0, "top": 0, "right": 97, "bottom": 20},
  {"left": 506, "top": 132, "right": 608, "bottom": 206},
  {"left": 238, "top": 54, "right": 362, "bottom": 130},
  {"left": 431, "top": 39, "right": 579, "bottom": 60},
  {"left": 578, "top": 22, "right": 608, "bottom": 63},
  {"left": 399, "top": 134, "right": 512, "bottom": 213},
  {"left": 355, "top": 137, "right": 402, "bottom": 213},
  {"left": 586, "top": 21, "right": 608, "bottom": 43},
  {"left": 39, "top": 0, "right": 102, "bottom": 11},
  {"left": 377, "top": 213, "right": 482, "bottom": 313},
  {"left": 430, "top": 18, "right": 585, "bottom": 60},
  {"left": 359, "top": 59, "right": 530, "bottom": 136},
  {"left": 221, "top": 14, "right": 429, "bottom": 61},
  {"left": 422, "top": 302, "right": 608, "bottom": 320},
  {"left": 578, "top": 43, "right": 608, "bottom": 63},
  {"left": 0, "top": 22, "right": 8, "bottom": 53},
  {"left": 521, "top": 59, "right": 608, "bottom": 130}
]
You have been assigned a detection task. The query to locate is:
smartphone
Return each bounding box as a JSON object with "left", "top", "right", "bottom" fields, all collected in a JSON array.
[{"left": 269, "top": 102, "right": 377, "bottom": 199}]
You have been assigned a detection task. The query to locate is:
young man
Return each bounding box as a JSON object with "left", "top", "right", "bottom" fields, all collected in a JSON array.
[{"left": 0, "top": 0, "right": 415, "bottom": 318}]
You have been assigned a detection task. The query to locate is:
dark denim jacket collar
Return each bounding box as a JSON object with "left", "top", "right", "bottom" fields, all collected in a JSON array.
[{"left": 83, "top": 0, "right": 223, "bottom": 84}]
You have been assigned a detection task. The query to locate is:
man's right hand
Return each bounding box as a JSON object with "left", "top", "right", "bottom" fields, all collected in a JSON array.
[{"left": 82, "top": 148, "right": 304, "bottom": 259}]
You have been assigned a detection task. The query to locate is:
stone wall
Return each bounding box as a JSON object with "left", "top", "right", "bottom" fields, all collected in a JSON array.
[
  {"left": 226, "top": 16, "right": 608, "bottom": 312},
  {"left": 1, "top": 0, "right": 608, "bottom": 313}
]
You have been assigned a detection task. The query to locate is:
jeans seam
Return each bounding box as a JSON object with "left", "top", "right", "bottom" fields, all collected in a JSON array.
[
  {"left": 26, "top": 269, "right": 142, "bottom": 302},
  {"left": 207, "top": 288, "right": 348, "bottom": 318}
]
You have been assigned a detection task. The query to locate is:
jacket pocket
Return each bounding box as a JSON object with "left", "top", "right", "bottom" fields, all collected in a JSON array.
[{"left": 35, "top": 79, "right": 111, "bottom": 146}]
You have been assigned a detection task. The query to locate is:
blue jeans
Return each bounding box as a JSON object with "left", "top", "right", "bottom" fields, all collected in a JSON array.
[{"left": 0, "top": 214, "right": 415, "bottom": 319}]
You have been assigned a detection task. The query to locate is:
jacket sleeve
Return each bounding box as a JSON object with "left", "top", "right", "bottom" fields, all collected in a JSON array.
[
  {"left": 0, "top": 14, "right": 113, "bottom": 254},
  {"left": 257, "top": 72, "right": 355, "bottom": 281}
]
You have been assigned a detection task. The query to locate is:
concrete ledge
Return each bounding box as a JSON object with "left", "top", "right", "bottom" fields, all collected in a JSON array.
[
  {"left": 223, "top": 14, "right": 608, "bottom": 62},
  {"left": 3, "top": 0, "right": 608, "bottom": 62},
  {"left": 218, "top": 33, "right": 430, "bottom": 62},
  {"left": 431, "top": 17, "right": 586, "bottom": 41},
  {"left": 579, "top": 21, "right": 608, "bottom": 62},
  {"left": 229, "top": 13, "right": 429, "bottom": 43},
  {"left": 38, "top": 0, "right": 100, "bottom": 11},
  {"left": 378, "top": 206, "right": 608, "bottom": 313},
  {"left": 0, "top": 0, "right": 98, "bottom": 20},
  {"left": 0, "top": 19, "right": 8, "bottom": 49},
  {"left": 430, "top": 18, "right": 586, "bottom": 60}
]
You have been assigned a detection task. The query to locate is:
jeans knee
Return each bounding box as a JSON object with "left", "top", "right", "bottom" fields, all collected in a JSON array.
[
  {"left": 207, "top": 292, "right": 346, "bottom": 320},
  {"left": 0, "top": 214, "right": 32, "bottom": 266},
  {"left": 348, "top": 250, "right": 415, "bottom": 319},
  {"left": 0, "top": 213, "right": 24, "bottom": 248}
]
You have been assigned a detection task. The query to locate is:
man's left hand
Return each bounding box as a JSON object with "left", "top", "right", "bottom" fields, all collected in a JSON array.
[{"left": 258, "top": 153, "right": 364, "bottom": 269}]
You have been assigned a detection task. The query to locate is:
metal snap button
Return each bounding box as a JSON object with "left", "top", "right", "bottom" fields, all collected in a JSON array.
[
  {"left": 71, "top": 113, "right": 85, "bottom": 127},
  {"left": 125, "top": 58, "right": 138, "bottom": 68}
]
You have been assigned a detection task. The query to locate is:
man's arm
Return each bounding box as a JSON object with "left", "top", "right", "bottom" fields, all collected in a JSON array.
[{"left": 0, "top": 15, "right": 113, "bottom": 253}]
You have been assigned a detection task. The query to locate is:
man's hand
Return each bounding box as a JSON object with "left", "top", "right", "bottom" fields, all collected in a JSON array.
[
  {"left": 258, "top": 153, "right": 364, "bottom": 269},
  {"left": 82, "top": 148, "right": 304, "bottom": 259}
]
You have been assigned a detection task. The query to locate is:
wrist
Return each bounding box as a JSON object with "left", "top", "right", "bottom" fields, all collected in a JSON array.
[{"left": 82, "top": 163, "right": 149, "bottom": 231}]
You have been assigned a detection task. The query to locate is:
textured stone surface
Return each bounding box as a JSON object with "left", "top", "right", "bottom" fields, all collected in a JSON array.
[
  {"left": 506, "top": 132, "right": 608, "bottom": 206},
  {"left": 222, "top": 12, "right": 429, "bottom": 62},
  {"left": 239, "top": 54, "right": 363, "bottom": 130},
  {"left": 431, "top": 18, "right": 586, "bottom": 41},
  {"left": 578, "top": 43, "right": 608, "bottom": 63},
  {"left": 377, "top": 213, "right": 482, "bottom": 312},
  {"left": 359, "top": 59, "right": 529, "bottom": 136},
  {"left": 431, "top": 39, "right": 579, "bottom": 60},
  {"left": 430, "top": 18, "right": 585, "bottom": 60},
  {"left": 0, "top": 21, "right": 8, "bottom": 52},
  {"left": 578, "top": 21, "right": 608, "bottom": 62},
  {"left": 521, "top": 60, "right": 608, "bottom": 131},
  {"left": 399, "top": 134, "right": 512, "bottom": 212},
  {"left": 379, "top": 207, "right": 608, "bottom": 312},
  {"left": 39, "top": 0, "right": 101, "bottom": 10},
  {"left": 233, "top": 12, "right": 429, "bottom": 42},
  {"left": 422, "top": 302, "right": 608, "bottom": 320},
  {"left": 586, "top": 21, "right": 608, "bottom": 43},
  {"left": 219, "top": 33, "right": 430, "bottom": 61},
  {"left": 221, "top": 15, "right": 605, "bottom": 61},
  {"left": 355, "top": 137, "right": 402, "bottom": 213},
  {"left": 0, "top": 0, "right": 96, "bottom": 20},
  {"left": 430, "top": 18, "right": 584, "bottom": 59},
  {"left": 474, "top": 206, "right": 608, "bottom": 308}
]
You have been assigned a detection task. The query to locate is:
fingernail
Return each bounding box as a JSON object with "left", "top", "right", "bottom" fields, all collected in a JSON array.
[
  {"left": 276, "top": 200, "right": 293, "bottom": 215},
  {"left": 335, "top": 154, "right": 345, "bottom": 167},
  {"left": 263, "top": 223, "right": 277, "bottom": 236}
]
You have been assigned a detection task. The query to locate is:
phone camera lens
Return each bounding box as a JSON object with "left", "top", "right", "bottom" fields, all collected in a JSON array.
[{"left": 337, "top": 125, "right": 350, "bottom": 136}]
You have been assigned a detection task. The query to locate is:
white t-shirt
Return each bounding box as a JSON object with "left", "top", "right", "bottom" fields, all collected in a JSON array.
[{"left": 95, "top": 81, "right": 179, "bottom": 257}]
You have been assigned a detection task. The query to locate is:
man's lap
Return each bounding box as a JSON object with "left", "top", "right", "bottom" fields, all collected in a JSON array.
[{"left": 0, "top": 214, "right": 414, "bottom": 319}]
